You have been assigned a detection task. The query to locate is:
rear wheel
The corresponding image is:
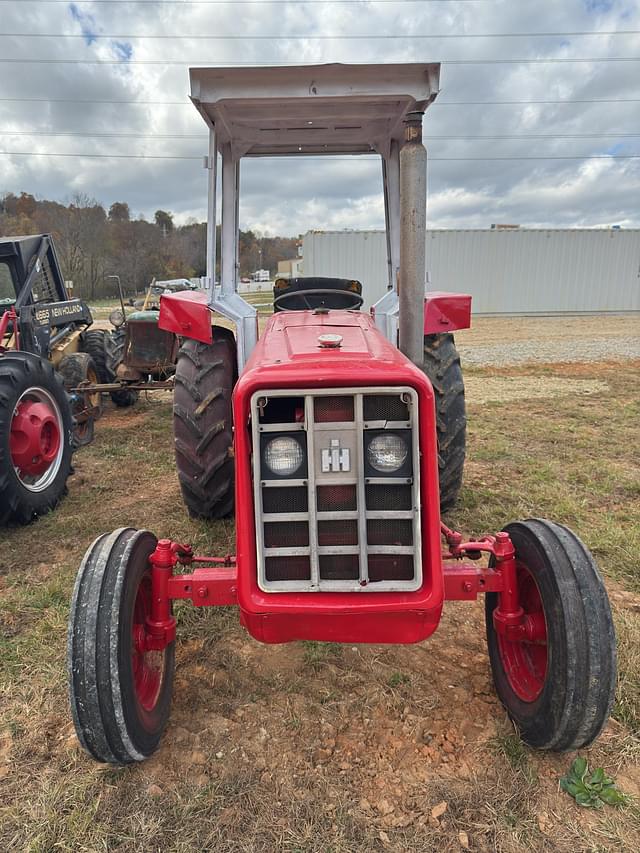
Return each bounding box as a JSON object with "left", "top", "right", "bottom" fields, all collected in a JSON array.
[
  {"left": 422, "top": 333, "right": 466, "bottom": 511},
  {"left": 80, "top": 329, "right": 112, "bottom": 383},
  {"left": 68, "top": 528, "right": 175, "bottom": 764},
  {"left": 105, "top": 328, "right": 139, "bottom": 408},
  {"left": 485, "top": 519, "right": 616, "bottom": 751},
  {"left": 58, "top": 352, "right": 102, "bottom": 447},
  {"left": 0, "top": 351, "right": 73, "bottom": 525},
  {"left": 173, "top": 328, "right": 236, "bottom": 519}
]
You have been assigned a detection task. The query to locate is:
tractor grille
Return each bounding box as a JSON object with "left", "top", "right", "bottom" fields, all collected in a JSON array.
[{"left": 252, "top": 387, "right": 422, "bottom": 592}]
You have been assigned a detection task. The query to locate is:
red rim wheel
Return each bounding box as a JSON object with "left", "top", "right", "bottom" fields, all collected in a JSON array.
[
  {"left": 131, "top": 577, "right": 165, "bottom": 713},
  {"left": 495, "top": 561, "right": 548, "bottom": 703},
  {"left": 485, "top": 519, "right": 616, "bottom": 752},
  {"left": 68, "top": 528, "right": 175, "bottom": 764}
]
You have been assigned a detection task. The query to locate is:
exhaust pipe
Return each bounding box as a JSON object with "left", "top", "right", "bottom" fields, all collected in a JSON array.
[{"left": 398, "top": 110, "right": 426, "bottom": 367}]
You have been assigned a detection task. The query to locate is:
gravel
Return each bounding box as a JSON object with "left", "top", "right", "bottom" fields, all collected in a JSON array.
[{"left": 459, "top": 335, "right": 640, "bottom": 367}]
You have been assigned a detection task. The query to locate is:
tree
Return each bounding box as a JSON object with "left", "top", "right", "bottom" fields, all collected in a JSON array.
[
  {"left": 154, "top": 209, "right": 174, "bottom": 234},
  {"left": 108, "top": 202, "right": 130, "bottom": 222}
]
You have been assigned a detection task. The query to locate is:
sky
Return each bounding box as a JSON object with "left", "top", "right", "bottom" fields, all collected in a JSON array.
[{"left": 0, "top": 0, "right": 639, "bottom": 235}]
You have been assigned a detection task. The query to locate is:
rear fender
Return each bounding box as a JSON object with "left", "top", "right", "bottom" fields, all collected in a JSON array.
[
  {"left": 158, "top": 291, "right": 212, "bottom": 344},
  {"left": 424, "top": 291, "right": 471, "bottom": 335}
]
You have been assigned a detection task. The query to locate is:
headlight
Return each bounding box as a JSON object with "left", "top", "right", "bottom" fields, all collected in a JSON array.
[
  {"left": 264, "top": 436, "right": 304, "bottom": 477},
  {"left": 367, "top": 433, "right": 409, "bottom": 473},
  {"left": 109, "top": 308, "right": 125, "bottom": 328}
]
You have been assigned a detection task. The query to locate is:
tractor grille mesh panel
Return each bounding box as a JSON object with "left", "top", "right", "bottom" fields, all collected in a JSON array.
[
  {"left": 319, "top": 554, "right": 360, "bottom": 581},
  {"left": 318, "top": 520, "right": 358, "bottom": 547},
  {"left": 367, "top": 519, "right": 413, "bottom": 547},
  {"left": 363, "top": 394, "right": 409, "bottom": 422},
  {"left": 368, "top": 555, "right": 414, "bottom": 582},
  {"left": 264, "top": 522, "right": 309, "bottom": 548},
  {"left": 254, "top": 388, "right": 421, "bottom": 591},
  {"left": 262, "top": 486, "right": 308, "bottom": 513},
  {"left": 317, "top": 484, "right": 357, "bottom": 512},
  {"left": 365, "top": 484, "right": 412, "bottom": 511},
  {"left": 265, "top": 556, "right": 310, "bottom": 582},
  {"left": 314, "top": 396, "right": 354, "bottom": 423}
]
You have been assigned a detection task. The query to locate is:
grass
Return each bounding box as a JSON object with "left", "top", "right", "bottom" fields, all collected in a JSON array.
[{"left": 0, "top": 360, "right": 639, "bottom": 852}]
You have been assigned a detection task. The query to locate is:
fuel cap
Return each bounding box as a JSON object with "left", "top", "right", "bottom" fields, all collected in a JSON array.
[{"left": 318, "top": 333, "right": 343, "bottom": 348}]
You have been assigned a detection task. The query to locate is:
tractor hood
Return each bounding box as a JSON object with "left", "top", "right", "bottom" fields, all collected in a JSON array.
[{"left": 238, "top": 309, "right": 427, "bottom": 391}]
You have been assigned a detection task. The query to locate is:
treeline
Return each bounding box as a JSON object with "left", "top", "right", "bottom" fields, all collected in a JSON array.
[{"left": 0, "top": 192, "right": 299, "bottom": 300}]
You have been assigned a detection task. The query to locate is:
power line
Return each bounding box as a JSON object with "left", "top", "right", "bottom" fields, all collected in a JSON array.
[
  {"left": 4, "top": 30, "right": 640, "bottom": 39},
  {"left": 1, "top": 96, "right": 639, "bottom": 107},
  {"left": 1, "top": 150, "right": 638, "bottom": 161},
  {"left": 0, "top": 57, "right": 638, "bottom": 65},
  {"left": 2, "top": 130, "right": 640, "bottom": 140}
]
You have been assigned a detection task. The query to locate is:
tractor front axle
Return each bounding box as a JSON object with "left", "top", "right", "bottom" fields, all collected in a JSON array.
[{"left": 144, "top": 526, "right": 530, "bottom": 651}]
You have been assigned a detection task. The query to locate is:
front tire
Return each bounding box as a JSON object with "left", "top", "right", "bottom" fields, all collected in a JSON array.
[
  {"left": 422, "top": 333, "right": 466, "bottom": 512},
  {"left": 173, "top": 329, "right": 236, "bottom": 519},
  {"left": 105, "top": 328, "right": 139, "bottom": 408},
  {"left": 0, "top": 352, "right": 73, "bottom": 525},
  {"left": 68, "top": 528, "right": 175, "bottom": 764},
  {"left": 485, "top": 519, "right": 616, "bottom": 751}
]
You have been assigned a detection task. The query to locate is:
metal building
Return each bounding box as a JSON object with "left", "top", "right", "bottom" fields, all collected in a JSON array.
[{"left": 302, "top": 229, "right": 640, "bottom": 314}]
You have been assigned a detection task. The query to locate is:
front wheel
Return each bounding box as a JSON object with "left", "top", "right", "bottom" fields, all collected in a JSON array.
[
  {"left": 485, "top": 519, "right": 616, "bottom": 751},
  {"left": 68, "top": 528, "right": 175, "bottom": 764},
  {"left": 105, "top": 328, "right": 139, "bottom": 408}
]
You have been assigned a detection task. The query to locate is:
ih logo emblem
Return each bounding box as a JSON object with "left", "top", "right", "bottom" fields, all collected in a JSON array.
[{"left": 321, "top": 438, "right": 351, "bottom": 473}]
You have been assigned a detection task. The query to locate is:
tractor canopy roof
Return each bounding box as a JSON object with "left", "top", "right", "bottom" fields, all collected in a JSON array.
[{"left": 189, "top": 62, "right": 440, "bottom": 159}]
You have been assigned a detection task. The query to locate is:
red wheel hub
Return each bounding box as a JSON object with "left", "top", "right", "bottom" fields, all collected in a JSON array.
[
  {"left": 132, "top": 578, "right": 164, "bottom": 712},
  {"left": 496, "top": 562, "right": 548, "bottom": 703},
  {"left": 10, "top": 399, "right": 61, "bottom": 477}
]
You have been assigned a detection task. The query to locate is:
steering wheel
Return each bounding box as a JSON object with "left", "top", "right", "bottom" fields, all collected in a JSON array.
[{"left": 273, "top": 288, "right": 363, "bottom": 312}]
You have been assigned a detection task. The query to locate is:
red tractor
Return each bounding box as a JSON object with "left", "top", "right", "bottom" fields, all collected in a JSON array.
[{"left": 68, "top": 63, "right": 616, "bottom": 765}]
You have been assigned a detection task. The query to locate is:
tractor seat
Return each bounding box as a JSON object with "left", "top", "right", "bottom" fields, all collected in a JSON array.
[{"left": 273, "top": 276, "right": 363, "bottom": 312}]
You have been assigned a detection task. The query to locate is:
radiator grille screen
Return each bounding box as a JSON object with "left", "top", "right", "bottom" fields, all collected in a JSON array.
[
  {"left": 262, "top": 486, "right": 308, "bottom": 514},
  {"left": 363, "top": 394, "right": 409, "bottom": 422},
  {"left": 314, "top": 396, "right": 354, "bottom": 423},
  {"left": 264, "top": 521, "right": 309, "bottom": 548},
  {"left": 254, "top": 387, "right": 421, "bottom": 592},
  {"left": 265, "top": 556, "right": 311, "bottom": 582},
  {"left": 367, "top": 519, "right": 413, "bottom": 547},
  {"left": 365, "top": 484, "right": 412, "bottom": 511},
  {"left": 368, "top": 554, "right": 414, "bottom": 582},
  {"left": 319, "top": 554, "right": 360, "bottom": 581},
  {"left": 317, "top": 484, "right": 357, "bottom": 512},
  {"left": 318, "top": 520, "right": 358, "bottom": 547}
]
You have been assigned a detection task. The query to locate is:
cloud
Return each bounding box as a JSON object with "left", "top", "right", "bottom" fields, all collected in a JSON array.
[
  {"left": 69, "top": 3, "right": 98, "bottom": 46},
  {"left": 0, "top": 0, "right": 638, "bottom": 234}
]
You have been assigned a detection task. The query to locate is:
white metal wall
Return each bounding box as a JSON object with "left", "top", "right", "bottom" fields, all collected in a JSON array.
[{"left": 303, "top": 229, "right": 640, "bottom": 314}]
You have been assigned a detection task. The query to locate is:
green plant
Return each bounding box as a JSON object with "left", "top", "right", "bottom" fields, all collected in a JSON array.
[
  {"left": 387, "top": 671, "right": 410, "bottom": 689},
  {"left": 560, "top": 757, "right": 626, "bottom": 808}
]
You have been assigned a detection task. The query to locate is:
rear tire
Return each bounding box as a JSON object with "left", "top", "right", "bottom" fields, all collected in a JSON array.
[
  {"left": 485, "top": 519, "right": 616, "bottom": 751},
  {"left": 58, "top": 352, "right": 102, "bottom": 447},
  {"left": 422, "top": 333, "right": 466, "bottom": 512},
  {"left": 173, "top": 328, "right": 236, "bottom": 519},
  {"left": 68, "top": 528, "right": 175, "bottom": 764},
  {"left": 0, "top": 351, "right": 73, "bottom": 525},
  {"left": 80, "top": 329, "right": 112, "bottom": 383},
  {"left": 105, "top": 328, "right": 139, "bottom": 408}
]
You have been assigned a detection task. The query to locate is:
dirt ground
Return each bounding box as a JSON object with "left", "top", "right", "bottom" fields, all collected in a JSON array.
[{"left": 1, "top": 332, "right": 639, "bottom": 850}]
